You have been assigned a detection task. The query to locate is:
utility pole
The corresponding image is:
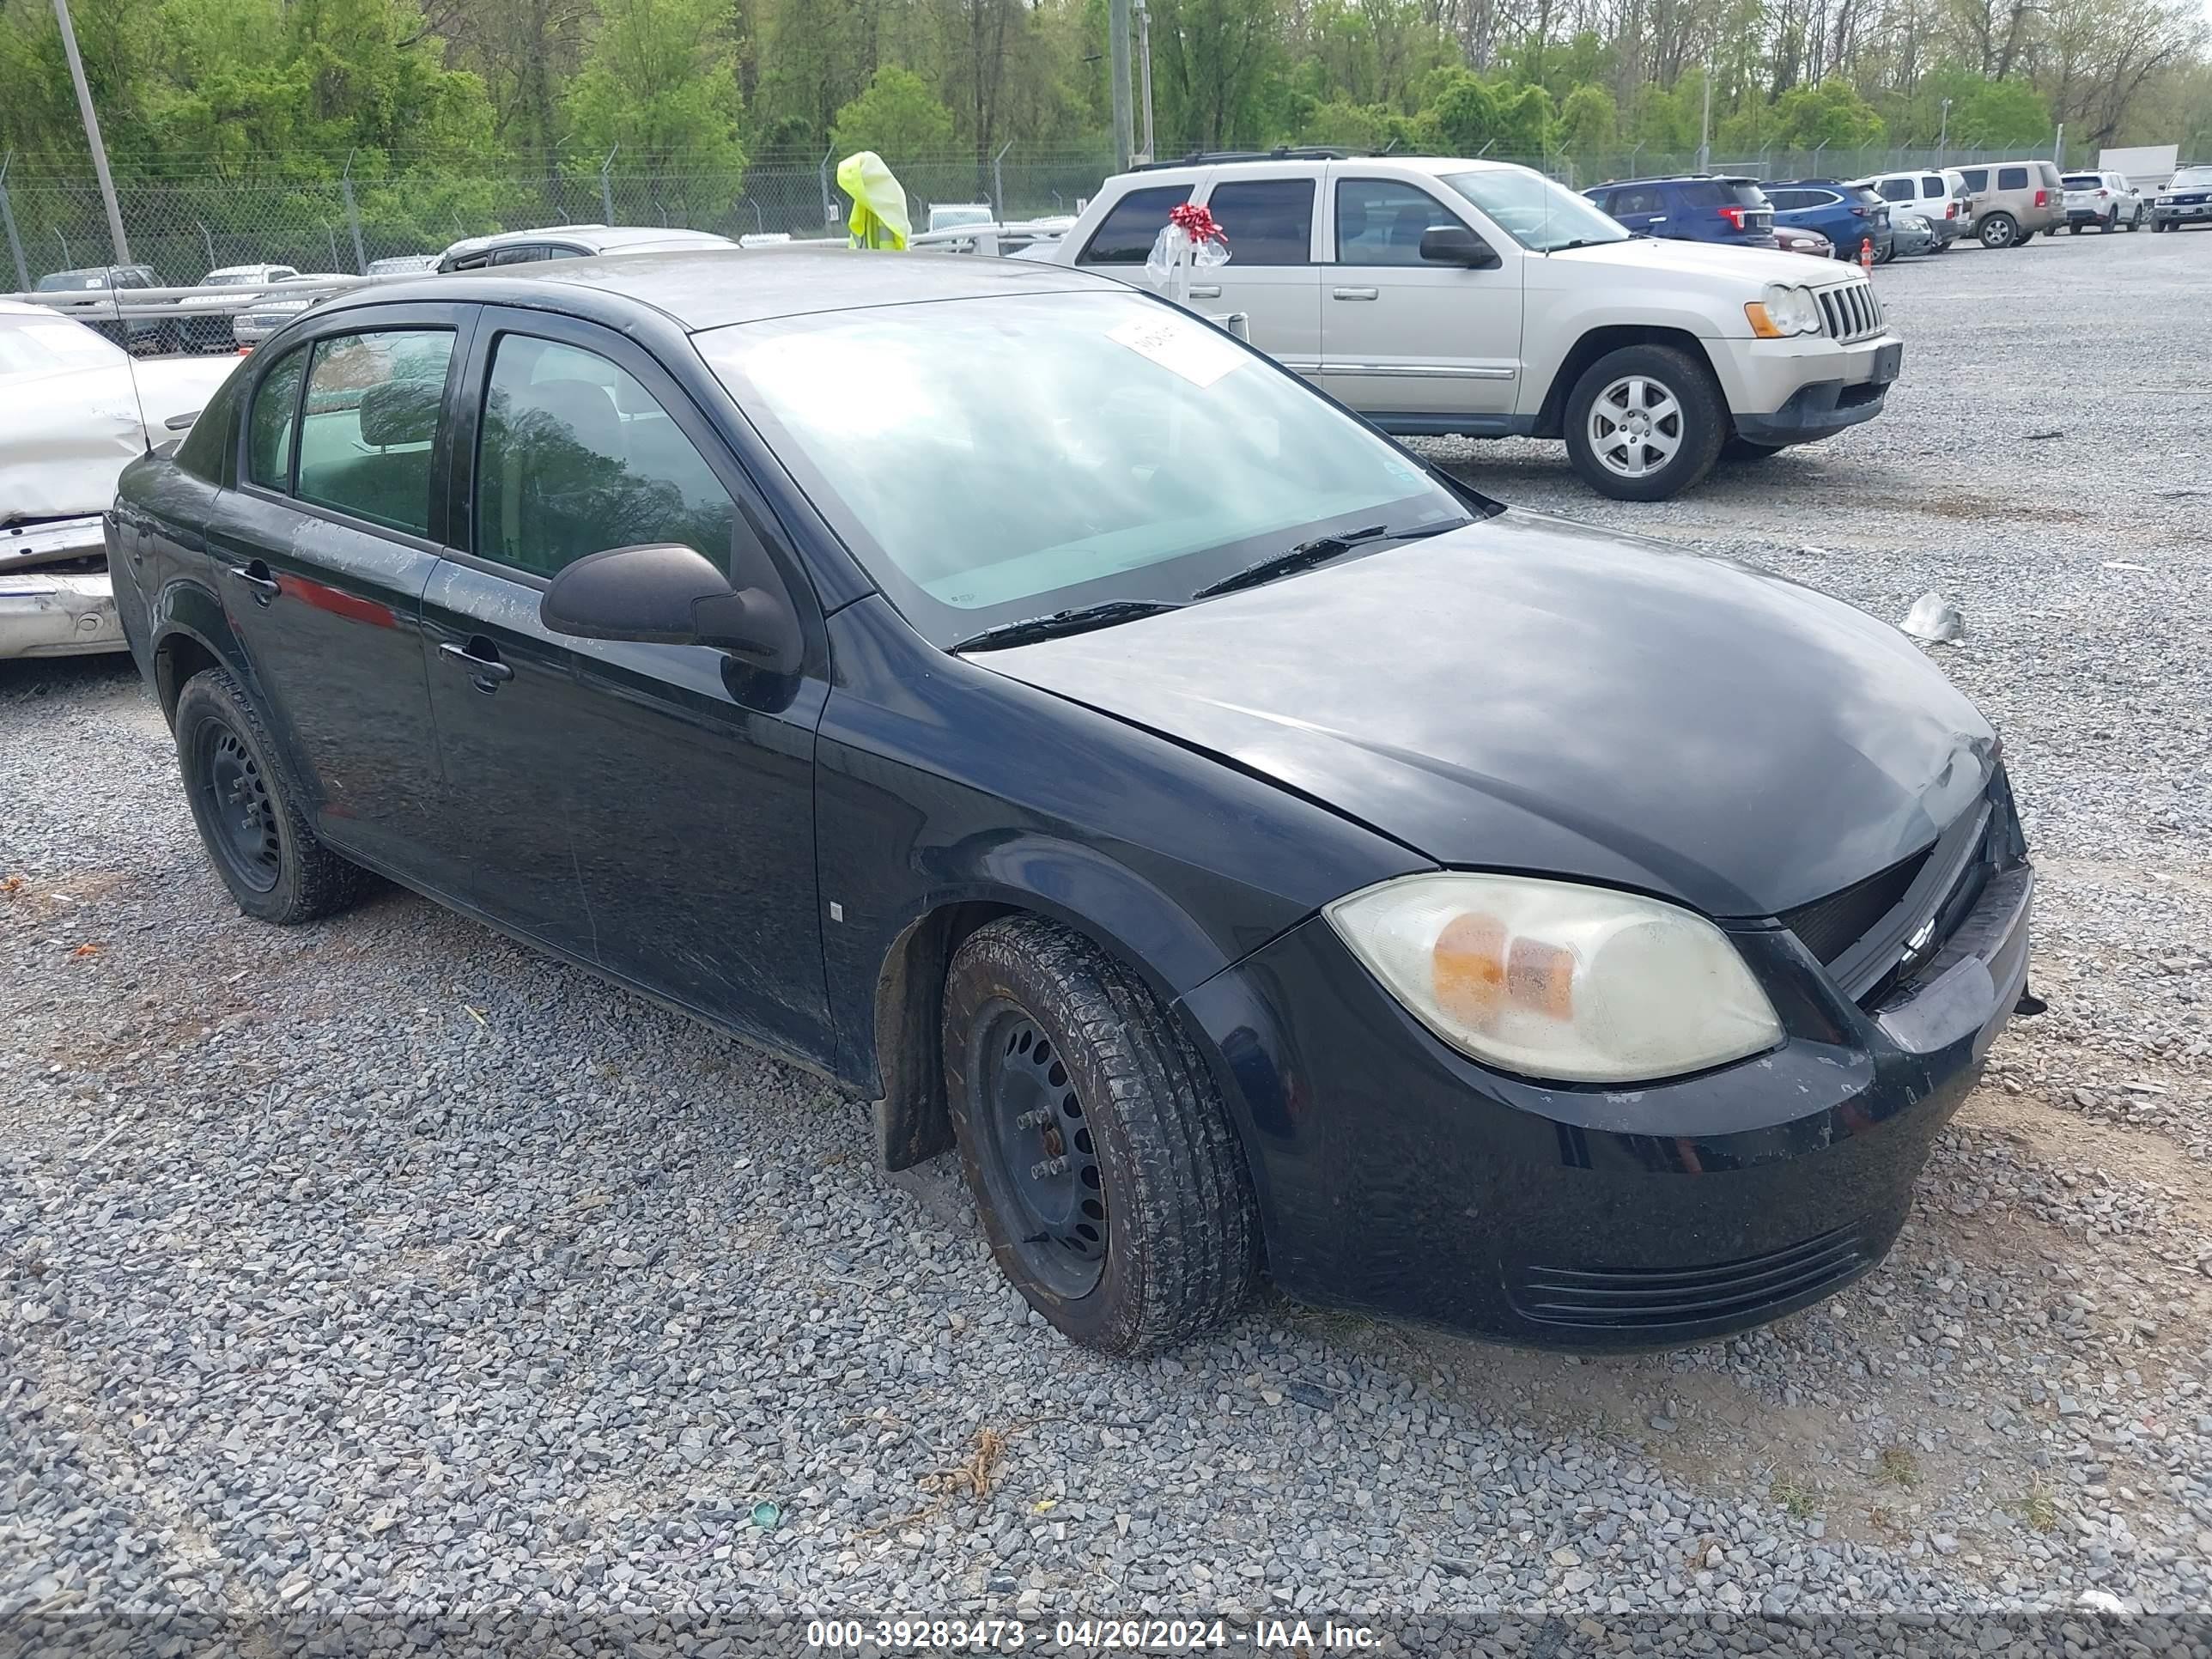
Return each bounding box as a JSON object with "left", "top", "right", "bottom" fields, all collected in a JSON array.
[
  {"left": 1134, "top": 0, "right": 1156, "bottom": 165},
  {"left": 1696, "top": 46, "right": 1713, "bottom": 173},
  {"left": 1109, "top": 0, "right": 1133, "bottom": 173},
  {"left": 2052, "top": 122, "right": 2064, "bottom": 167},
  {"left": 1936, "top": 98, "right": 1951, "bottom": 163},
  {"left": 52, "top": 0, "right": 131, "bottom": 266}
]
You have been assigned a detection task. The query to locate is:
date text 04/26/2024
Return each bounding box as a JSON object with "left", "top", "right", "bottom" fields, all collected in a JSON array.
[{"left": 805, "top": 1618, "right": 1383, "bottom": 1650}]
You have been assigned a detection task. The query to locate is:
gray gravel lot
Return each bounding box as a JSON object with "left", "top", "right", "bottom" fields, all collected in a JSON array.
[{"left": 4, "top": 229, "right": 2210, "bottom": 1654}]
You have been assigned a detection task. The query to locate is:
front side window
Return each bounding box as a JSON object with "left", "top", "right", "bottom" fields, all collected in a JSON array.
[
  {"left": 698, "top": 289, "right": 1468, "bottom": 647},
  {"left": 473, "top": 335, "right": 738, "bottom": 578},
  {"left": 1443, "top": 168, "right": 1628, "bottom": 251},
  {"left": 1202, "top": 179, "right": 1314, "bottom": 264},
  {"left": 490, "top": 245, "right": 546, "bottom": 265},
  {"left": 1998, "top": 167, "right": 2029, "bottom": 190},
  {"left": 1960, "top": 168, "right": 1989, "bottom": 191},
  {"left": 295, "top": 330, "right": 455, "bottom": 537},
  {"left": 1077, "top": 185, "right": 1194, "bottom": 265},
  {"left": 1336, "top": 179, "right": 1461, "bottom": 265},
  {"left": 247, "top": 347, "right": 307, "bottom": 489}
]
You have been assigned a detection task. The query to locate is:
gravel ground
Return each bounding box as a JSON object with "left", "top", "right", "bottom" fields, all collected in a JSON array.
[{"left": 5, "top": 229, "right": 2210, "bottom": 1656}]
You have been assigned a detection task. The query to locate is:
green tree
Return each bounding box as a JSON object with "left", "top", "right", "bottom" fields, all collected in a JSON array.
[
  {"left": 1419, "top": 70, "right": 1553, "bottom": 157},
  {"left": 1951, "top": 78, "right": 2053, "bottom": 146},
  {"left": 564, "top": 0, "right": 745, "bottom": 171},
  {"left": 830, "top": 64, "right": 956, "bottom": 160},
  {"left": 1555, "top": 82, "right": 1618, "bottom": 154},
  {"left": 1767, "top": 76, "right": 1886, "bottom": 148}
]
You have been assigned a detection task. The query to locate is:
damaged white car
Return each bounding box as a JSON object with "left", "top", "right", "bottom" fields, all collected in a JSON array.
[{"left": 2, "top": 301, "right": 238, "bottom": 659}]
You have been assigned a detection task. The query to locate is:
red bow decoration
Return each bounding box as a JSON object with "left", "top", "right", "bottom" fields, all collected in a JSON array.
[{"left": 1169, "top": 202, "right": 1228, "bottom": 245}]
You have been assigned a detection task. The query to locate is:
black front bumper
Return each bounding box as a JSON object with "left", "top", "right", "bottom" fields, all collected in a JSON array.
[
  {"left": 1178, "top": 849, "right": 2032, "bottom": 1350},
  {"left": 1735, "top": 371, "right": 1893, "bottom": 445}
]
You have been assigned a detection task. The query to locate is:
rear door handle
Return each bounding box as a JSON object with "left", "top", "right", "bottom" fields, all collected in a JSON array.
[
  {"left": 1331, "top": 287, "right": 1379, "bottom": 301},
  {"left": 226, "top": 561, "right": 280, "bottom": 604},
  {"left": 1186, "top": 283, "right": 1222, "bottom": 298},
  {"left": 438, "top": 640, "right": 514, "bottom": 690}
]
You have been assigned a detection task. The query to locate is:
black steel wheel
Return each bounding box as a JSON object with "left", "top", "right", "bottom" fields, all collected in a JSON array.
[
  {"left": 943, "top": 915, "right": 1258, "bottom": 1355},
  {"left": 194, "top": 721, "right": 282, "bottom": 893},
  {"left": 173, "top": 666, "right": 366, "bottom": 924},
  {"left": 969, "top": 1008, "right": 1108, "bottom": 1299}
]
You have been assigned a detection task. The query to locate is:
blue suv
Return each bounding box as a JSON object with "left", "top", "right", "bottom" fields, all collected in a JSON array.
[
  {"left": 1581, "top": 176, "right": 1778, "bottom": 247},
  {"left": 1763, "top": 179, "right": 1895, "bottom": 262}
]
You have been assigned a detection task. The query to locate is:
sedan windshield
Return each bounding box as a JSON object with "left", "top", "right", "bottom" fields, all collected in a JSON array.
[
  {"left": 697, "top": 289, "right": 1470, "bottom": 645},
  {"left": 1442, "top": 169, "right": 1628, "bottom": 252}
]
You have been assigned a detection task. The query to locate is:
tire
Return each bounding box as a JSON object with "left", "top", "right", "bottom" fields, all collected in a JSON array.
[
  {"left": 2069, "top": 223, "right": 2081, "bottom": 235},
  {"left": 2100, "top": 211, "right": 2115, "bottom": 233},
  {"left": 942, "top": 915, "right": 1258, "bottom": 1356},
  {"left": 1979, "top": 213, "right": 2020, "bottom": 249},
  {"left": 2016, "top": 229, "right": 2036, "bottom": 244},
  {"left": 1561, "top": 343, "right": 1727, "bottom": 502},
  {"left": 1723, "top": 435, "right": 1789, "bottom": 463},
  {"left": 173, "top": 667, "right": 366, "bottom": 925}
]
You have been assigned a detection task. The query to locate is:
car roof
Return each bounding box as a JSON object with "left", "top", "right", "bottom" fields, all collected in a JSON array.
[
  {"left": 1593, "top": 174, "right": 1759, "bottom": 187},
  {"left": 331, "top": 244, "right": 1114, "bottom": 333},
  {"left": 441, "top": 224, "right": 734, "bottom": 258},
  {"left": 1119, "top": 155, "right": 1526, "bottom": 184}
]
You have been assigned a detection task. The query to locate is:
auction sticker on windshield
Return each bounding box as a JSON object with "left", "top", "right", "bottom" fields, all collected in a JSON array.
[{"left": 1107, "top": 312, "right": 1247, "bottom": 388}]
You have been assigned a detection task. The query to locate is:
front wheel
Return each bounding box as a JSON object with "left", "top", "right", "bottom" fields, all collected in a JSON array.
[
  {"left": 1562, "top": 344, "right": 1727, "bottom": 502},
  {"left": 943, "top": 916, "right": 1258, "bottom": 1356},
  {"left": 174, "top": 667, "right": 367, "bottom": 924}
]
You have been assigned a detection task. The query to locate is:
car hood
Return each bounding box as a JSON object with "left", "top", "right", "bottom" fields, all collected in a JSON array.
[
  {"left": 975, "top": 513, "right": 1996, "bottom": 919},
  {"left": 0, "top": 356, "right": 240, "bottom": 525},
  {"left": 1545, "top": 236, "right": 1861, "bottom": 290}
]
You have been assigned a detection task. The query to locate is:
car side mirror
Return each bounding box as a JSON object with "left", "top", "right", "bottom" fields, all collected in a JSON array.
[
  {"left": 1420, "top": 224, "right": 1503, "bottom": 270},
  {"left": 540, "top": 543, "right": 802, "bottom": 674}
]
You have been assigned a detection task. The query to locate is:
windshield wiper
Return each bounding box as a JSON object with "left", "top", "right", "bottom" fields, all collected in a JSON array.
[
  {"left": 1188, "top": 520, "right": 1465, "bottom": 601},
  {"left": 949, "top": 599, "right": 1185, "bottom": 653},
  {"left": 1547, "top": 238, "right": 1619, "bottom": 252}
]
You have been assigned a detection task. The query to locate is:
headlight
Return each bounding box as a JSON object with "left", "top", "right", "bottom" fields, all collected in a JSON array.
[
  {"left": 2157, "top": 195, "right": 2174, "bottom": 204},
  {"left": 1745, "top": 283, "right": 1821, "bottom": 339},
  {"left": 1324, "top": 873, "right": 1783, "bottom": 1084}
]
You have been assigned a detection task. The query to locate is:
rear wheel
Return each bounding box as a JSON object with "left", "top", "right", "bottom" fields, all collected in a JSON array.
[
  {"left": 174, "top": 667, "right": 366, "bottom": 924},
  {"left": 1979, "top": 213, "right": 2019, "bottom": 248},
  {"left": 1563, "top": 344, "right": 1726, "bottom": 502},
  {"left": 942, "top": 916, "right": 1258, "bottom": 1356}
]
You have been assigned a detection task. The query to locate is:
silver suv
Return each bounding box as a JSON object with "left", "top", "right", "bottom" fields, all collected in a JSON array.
[
  {"left": 1952, "top": 161, "right": 2065, "bottom": 247},
  {"left": 1039, "top": 153, "right": 1901, "bottom": 501}
]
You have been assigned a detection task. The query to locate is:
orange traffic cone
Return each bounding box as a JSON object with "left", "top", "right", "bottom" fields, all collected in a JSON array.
[{"left": 1858, "top": 238, "right": 1875, "bottom": 271}]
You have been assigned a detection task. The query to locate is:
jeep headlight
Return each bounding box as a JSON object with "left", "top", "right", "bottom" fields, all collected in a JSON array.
[
  {"left": 1745, "top": 283, "right": 1822, "bottom": 339},
  {"left": 1325, "top": 873, "right": 1784, "bottom": 1084}
]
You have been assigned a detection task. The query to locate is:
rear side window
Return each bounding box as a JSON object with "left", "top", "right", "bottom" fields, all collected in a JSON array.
[
  {"left": 247, "top": 348, "right": 307, "bottom": 489},
  {"left": 2038, "top": 163, "right": 2063, "bottom": 188},
  {"left": 1921, "top": 175, "right": 1945, "bottom": 196},
  {"left": 295, "top": 330, "right": 455, "bottom": 538},
  {"left": 473, "top": 335, "right": 738, "bottom": 578},
  {"left": 1203, "top": 179, "right": 1315, "bottom": 264},
  {"left": 489, "top": 245, "right": 546, "bottom": 265},
  {"left": 1078, "top": 185, "right": 1194, "bottom": 264},
  {"left": 174, "top": 365, "right": 246, "bottom": 483},
  {"left": 1998, "top": 167, "right": 2029, "bottom": 190}
]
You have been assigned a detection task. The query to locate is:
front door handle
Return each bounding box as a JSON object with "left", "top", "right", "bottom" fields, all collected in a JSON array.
[
  {"left": 226, "top": 561, "right": 280, "bottom": 605},
  {"left": 1331, "top": 286, "right": 1380, "bottom": 301},
  {"left": 438, "top": 639, "right": 514, "bottom": 690},
  {"left": 1186, "top": 283, "right": 1222, "bottom": 298}
]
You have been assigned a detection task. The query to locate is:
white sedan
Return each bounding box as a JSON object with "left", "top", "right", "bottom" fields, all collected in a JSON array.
[{"left": 2, "top": 301, "right": 239, "bottom": 659}]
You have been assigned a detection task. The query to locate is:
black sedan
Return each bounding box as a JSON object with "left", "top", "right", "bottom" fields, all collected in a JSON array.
[{"left": 108, "top": 248, "right": 2034, "bottom": 1356}]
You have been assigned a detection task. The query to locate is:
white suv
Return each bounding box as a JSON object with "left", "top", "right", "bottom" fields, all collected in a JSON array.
[
  {"left": 1861, "top": 169, "right": 1972, "bottom": 249},
  {"left": 1039, "top": 153, "right": 1901, "bottom": 500},
  {"left": 2060, "top": 171, "right": 2145, "bottom": 232}
]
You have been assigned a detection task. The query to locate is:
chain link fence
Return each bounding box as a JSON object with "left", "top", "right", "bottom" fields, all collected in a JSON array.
[
  {"left": 1, "top": 138, "right": 2064, "bottom": 295},
  {"left": 0, "top": 147, "right": 1119, "bottom": 290}
]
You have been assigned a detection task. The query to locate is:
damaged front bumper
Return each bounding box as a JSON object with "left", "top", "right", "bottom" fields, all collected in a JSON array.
[{"left": 1, "top": 514, "right": 124, "bottom": 659}]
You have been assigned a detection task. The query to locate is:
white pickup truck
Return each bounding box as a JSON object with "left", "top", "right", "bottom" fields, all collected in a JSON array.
[{"left": 1036, "top": 152, "right": 1903, "bottom": 500}]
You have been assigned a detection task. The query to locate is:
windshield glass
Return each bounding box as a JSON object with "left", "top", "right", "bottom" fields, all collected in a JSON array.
[
  {"left": 699, "top": 289, "right": 1468, "bottom": 645},
  {"left": 1442, "top": 168, "right": 1628, "bottom": 251},
  {"left": 0, "top": 314, "right": 126, "bottom": 376},
  {"left": 2171, "top": 167, "right": 2212, "bottom": 188}
]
